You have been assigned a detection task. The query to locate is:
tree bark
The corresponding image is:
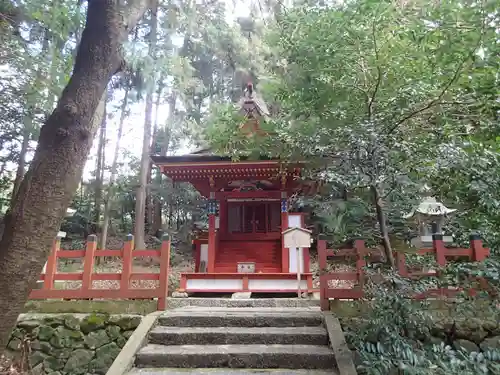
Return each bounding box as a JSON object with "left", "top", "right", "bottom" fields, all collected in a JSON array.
[
  {"left": 0, "top": 0, "right": 149, "bottom": 351},
  {"left": 101, "top": 83, "right": 130, "bottom": 249},
  {"left": 371, "top": 185, "right": 395, "bottom": 268},
  {"left": 11, "top": 128, "right": 30, "bottom": 201},
  {"left": 134, "top": 0, "right": 158, "bottom": 249}
]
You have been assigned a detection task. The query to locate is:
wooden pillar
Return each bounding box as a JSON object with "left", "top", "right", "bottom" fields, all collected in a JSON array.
[
  {"left": 318, "top": 235, "right": 329, "bottom": 311},
  {"left": 432, "top": 233, "right": 446, "bottom": 266},
  {"left": 219, "top": 198, "right": 227, "bottom": 236},
  {"left": 300, "top": 214, "right": 310, "bottom": 273},
  {"left": 207, "top": 177, "right": 217, "bottom": 273},
  {"left": 470, "top": 233, "right": 487, "bottom": 262},
  {"left": 281, "top": 191, "right": 289, "bottom": 273},
  {"left": 158, "top": 234, "right": 171, "bottom": 310}
]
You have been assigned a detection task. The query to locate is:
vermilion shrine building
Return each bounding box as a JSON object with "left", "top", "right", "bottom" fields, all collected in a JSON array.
[{"left": 151, "top": 85, "right": 315, "bottom": 294}]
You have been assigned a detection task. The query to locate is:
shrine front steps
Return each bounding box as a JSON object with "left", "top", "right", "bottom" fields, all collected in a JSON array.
[
  {"left": 128, "top": 370, "right": 335, "bottom": 375},
  {"left": 132, "top": 308, "right": 341, "bottom": 374}
]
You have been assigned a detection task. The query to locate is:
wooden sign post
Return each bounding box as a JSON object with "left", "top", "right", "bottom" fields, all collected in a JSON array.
[{"left": 282, "top": 227, "right": 312, "bottom": 298}]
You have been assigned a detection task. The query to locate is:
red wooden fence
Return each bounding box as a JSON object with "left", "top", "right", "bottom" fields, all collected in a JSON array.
[
  {"left": 29, "top": 234, "right": 171, "bottom": 310},
  {"left": 318, "top": 234, "right": 490, "bottom": 311}
]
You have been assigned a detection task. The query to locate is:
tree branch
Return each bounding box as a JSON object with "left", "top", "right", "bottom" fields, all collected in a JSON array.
[
  {"left": 124, "top": 0, "right": 151, "bottom": 32},
  {"left": 385, "top": 6, "right": 486, "bottom": 136},
  {"left": 367, "top": 20, "right": 382, "bottom": 120}
]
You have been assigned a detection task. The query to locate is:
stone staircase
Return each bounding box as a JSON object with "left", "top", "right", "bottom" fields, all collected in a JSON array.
[{"left": 127, "top": 307, "right": 340, "bottom": 374}]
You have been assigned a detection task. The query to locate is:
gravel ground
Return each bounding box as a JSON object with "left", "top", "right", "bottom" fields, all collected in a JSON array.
[
  {"left": 56, "top": 253, "right": 354, "bottom": 292},
  {"left": 58, "top": 259, "right": 194, "bottom": 291}
]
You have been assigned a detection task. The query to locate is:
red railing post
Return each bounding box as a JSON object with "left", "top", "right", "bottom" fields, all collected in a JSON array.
[
  {"left": 353, "top": 240, "right": 366, "bottom": 295},
  {"left": 120, "top": 234, "right": 134, "bottom": 293},
  {"left": 82, "top": 235, "right": 97, "bottom": 292},
  {"left": 43, "top": 236, "right": 60, "bottom": 290},
  {"left": 318, "top": 235, "right": 329, "bottom": 311},
  {"left": 158, "top": 233, "right": 171, "bottom": 310},
  {"left": 470, "top": 234, "right": 486, "bottom": 262},
  {"left": 396, "top": 251, "right": 409, "bottom": 277},
  {"left": 432, "top": 234, "right": 446, "bottom": 266}
]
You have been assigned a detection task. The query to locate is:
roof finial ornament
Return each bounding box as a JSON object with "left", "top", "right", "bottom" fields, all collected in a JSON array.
[{"left": 245, "top": 81, "right": 254, "bottom": 98}]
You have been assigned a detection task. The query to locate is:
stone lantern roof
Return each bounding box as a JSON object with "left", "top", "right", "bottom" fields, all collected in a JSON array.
[{"left": 403, "top": 196, "right": 457, "bottom": 219}]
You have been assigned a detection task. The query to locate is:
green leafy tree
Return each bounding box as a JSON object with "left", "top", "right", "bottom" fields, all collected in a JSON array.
[{"left": 206, "top": 0, "right": 497, "bottom": 266}]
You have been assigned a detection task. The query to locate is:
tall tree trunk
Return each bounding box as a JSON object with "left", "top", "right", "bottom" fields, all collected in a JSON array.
[
  {"left": 134, "top": 1, "right": 158, "bottom": 249},
  {"left": 152, "top": 91, "right": 176, "bottom": 233},
  {"left": 0, "top": 0, "right": 149, "bottom": 351},
  {"left": 101, "top": 84, "right": 130, "bottom": 249},
  {"left": 371, "top": 185, "right": 395, "bottom": 268},
  {"left": 148, "top": 83, "right": 163, "bottom": 234},
  {"left": 94, "top": 102, "right": 107, "bottom": 236}
]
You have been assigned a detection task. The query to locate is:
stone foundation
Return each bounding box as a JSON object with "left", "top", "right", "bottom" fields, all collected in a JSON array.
[
  {"left": 7, "top": 313, "right": 142, "bottom": 375},
  {"left": 343, "top": 315, "right": 500, "bottom": 354},
  {"left": 333, "top": 301, "right": 500, "bottom": 369}
]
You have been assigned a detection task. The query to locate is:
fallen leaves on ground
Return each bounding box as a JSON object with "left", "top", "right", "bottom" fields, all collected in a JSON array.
[{"left": 0, "top": 355, "right": 26, "bottom": 375}]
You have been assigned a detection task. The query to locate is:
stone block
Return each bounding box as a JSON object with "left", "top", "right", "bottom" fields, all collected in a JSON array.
[
  {"left": 109, "top": 315, "right": 141, "bottom": 331},
  {"left": 158, "top": 309, "right": 323, "bottom": 328},
  {"left": 135, "top": 344, "right": 336, "bottom": 369},
  {"left": 84, "top": 329, "right": 111, "bottom": 349},
  {"left": 231, "top": 292, "right": 251, "bottom": 299},
  {"left": 90, "top": 342, "right": 121, "bottom": 375},
  {"left": 148, "top": 326, "right": 328, "bottom": 346},
  {"left": 64, "top": 349, "right": 95, "bottom": 375},
  {"left": 105, "top": 325, "right": 121, "bottom": 340},
  {"left": 80, "top": 314, "right": 109, "bottom": 334}
]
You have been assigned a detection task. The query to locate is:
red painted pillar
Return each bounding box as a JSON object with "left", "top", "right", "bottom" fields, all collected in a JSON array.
[
  {"left": 281, "top": 193, "right": 289, "bottom": 273},
  {"left": 207, "top": 192, "right": 217, "bottom": 273},
  {"left": 433, "top": 233, "right": 446, "bottom": 266},
  {"left": 470, "top": 234, "right": 486, "bottom": 262},
  {"left": 396, "top": 251, "right": 408, "bottom": 277},
  {"left": 318, "top": 235, "right": 329, "bottom": 311}
]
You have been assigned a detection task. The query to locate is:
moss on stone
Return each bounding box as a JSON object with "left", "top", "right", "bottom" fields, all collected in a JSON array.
[
  {"left": 64, "top": 315, "right": 80, "bottom": 330},
  {"left": 9, "top": 313, "right": 141, "bottom": 375},
  {"left": 43, "top": 356, "right": 65, "bottom": 372},
  {"left": 115, "top": 335, "right": 127, "bottom": 348},
  {"left": 108, "top": 315, "right": 141, "bottom": 330},
  {"left": 105, "top": 325, "right": 121, "bottom": 340},
  {"left": 63, "top": 349, "right": 94, "bottom": 375},
  {"left": 38, "top": 325, "right": 56, "bottom": 341},
  {"left": 90, "top": 342, "right": 121, "bottom": 375},
  {"left": 7, "top": 338, "right": 21, "bottom": 351},
  {"left": 80, "top": 313, "right": 109, "bottom": 334},
  {"left": 23, "top": 300, "right": 156, "bottom": 315},
  {"left": 84, "top": 330, "right": 110, "bottom": 350}
]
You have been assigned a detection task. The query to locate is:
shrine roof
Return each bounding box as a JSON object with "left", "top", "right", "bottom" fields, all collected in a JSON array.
[
  {"left": 150, "top": 152, "right": 274, "bottom": 165},
  {"left": 152, "top": 83, "right": 273, "bottom": 166}
]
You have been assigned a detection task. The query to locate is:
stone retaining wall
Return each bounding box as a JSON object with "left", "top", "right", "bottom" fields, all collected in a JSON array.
[
  {"left": 331, "top": 300, "right": 500, "bottom": 370},
  {"left": 343, "top": 315, "right": 500, "bottom": 354},
  {"left": 7, "top": 313, "right": 142, "bottom": 375}
]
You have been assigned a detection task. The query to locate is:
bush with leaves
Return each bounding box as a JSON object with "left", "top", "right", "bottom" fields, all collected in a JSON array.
[{"left": 346, "top": 271, "right": 500, "bottom": 375}]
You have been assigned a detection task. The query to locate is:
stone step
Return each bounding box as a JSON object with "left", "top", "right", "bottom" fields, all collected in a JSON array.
[
  {"left": 158, "top": 309, "right": 323, "bottom": 328},
  {"left": 135, "top": 344, "right": 336, "bottom": 369},
  {"left": 128, "top": 368, "right": 338, "bottom": 374},
  {"left": 166, "top": 298, "right": 319, "bottom": 310},
  {"left": 149, "top": 326, "right": 329, "bottom": 346}
]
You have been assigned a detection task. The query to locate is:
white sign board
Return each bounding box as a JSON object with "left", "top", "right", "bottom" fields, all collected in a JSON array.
[{"left": 282, "top": 227, "right": 312, "bottom": 249}]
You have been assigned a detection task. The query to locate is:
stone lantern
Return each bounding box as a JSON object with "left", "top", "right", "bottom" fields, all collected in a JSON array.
[{"left": 404, "top": 186, "right": 456, "bottom": 248}]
